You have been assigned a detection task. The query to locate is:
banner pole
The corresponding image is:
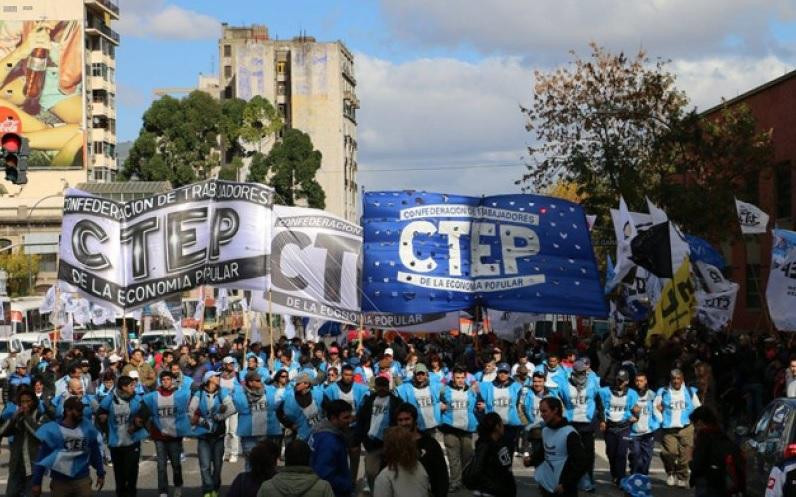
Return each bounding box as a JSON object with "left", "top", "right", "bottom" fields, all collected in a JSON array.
[
  {"left": 121, "top": 318, "right": 128, "bottom": 362},
  {"left": 267, "top": 289, "right": 274, "bottom": 371},
  {"left": 53, "top": 285, "right": 60, "bottom": 354},
  {"left": 357, "top": 313, "right": 364, "bottom": 353}
]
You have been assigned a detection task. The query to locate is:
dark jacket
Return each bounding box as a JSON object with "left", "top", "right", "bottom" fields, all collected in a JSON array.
[
  {"left": 418, "top": 432, "right": 449, "bottom": 497},
  {"left": 531, "top": 418, "right": 588, "bottom": 494},
  {"left": 227, "top": 468, "right": 276, "bottom": 497},
  {"left": 471, "top": 438, "right": 516, "bottom": 497},
  {"left": 310, "top": 420, "right": 352, "bottom": 497},
  {"left": 690, "top": 426, "right": 737, "bottom": 495},
  {"left": 355, "top": 392, "right": 402, "bottom": 451}
]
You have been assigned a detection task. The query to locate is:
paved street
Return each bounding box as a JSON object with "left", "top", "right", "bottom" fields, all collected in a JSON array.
[{"left": 0, "top": 437, "right": 690, "bottom": 497}]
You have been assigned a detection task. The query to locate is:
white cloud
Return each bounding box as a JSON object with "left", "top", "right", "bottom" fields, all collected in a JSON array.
[
  {"left": 116, "top": 2, "right": 220, "bottom": 41},
  {"left": 380, "top": 0, "right": 795, "bottom": 60}
]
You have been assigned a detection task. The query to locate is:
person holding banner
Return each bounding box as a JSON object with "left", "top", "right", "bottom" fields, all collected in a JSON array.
[
  {"left": 439, "top": 365, "right": 479, "bottom": 493},
  {"left": 135, "top": 370, "right": 191, "bottom": 497},
  {"left": 189, "top": 371, "right": 237, "bottom": 497}
]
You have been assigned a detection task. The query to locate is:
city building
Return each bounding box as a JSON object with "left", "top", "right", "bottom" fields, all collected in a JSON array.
[
  {"left": 218, "top": 24, "right": 359, "bottom": 221},
  {"left": 0, "top": 0, "right": 119, "bottom": 292},
  {"left": 701, "top": 69, "right": 796, "bottom": 330}
]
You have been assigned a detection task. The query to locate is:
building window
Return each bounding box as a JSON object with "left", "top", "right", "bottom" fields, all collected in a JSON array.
[
  {"left": 746, "top": 264, "right": 761, "bottom": 309},
  {"left": 277, "top": 82, "right": 286, "bottom": 96},
  {"left": 777, "top": 163, "right": 791, "bottom": 219},
  {"left": 277, "top": 61, "right": 286, "bottom": 74},
  {"left": 93, "top": 142, "right": 103, "bottom": 154},
  {"left": 224, "top": 86, "right": 233, "bottom": 99},
  {"left": 224, "top": 65, "right": 232, "bottom": 78},
  {"left": 0, "top": 238, "right": 11, "bottom": 251},
  {"left": 278, "top": 104, "right": 286, "bottom": 117},
  {"left": 91, "top": 63, "right": 106, "bottom": 78},
  {"left": 223, "top": 44, "right": 231, "bottom": 57},
  {"left": 39, "top": 254, "right": 57, "bottom": 273}
]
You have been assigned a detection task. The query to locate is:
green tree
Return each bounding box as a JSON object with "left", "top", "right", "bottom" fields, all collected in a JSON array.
[
  {"left": 0, "top": 252, "right": 39, "bottom": 296},
  {"left": 217, "top": 156, "right": 243, "bottom": 181},
  {"left": 519, "top": 43, "right": 772, "bottom": 239},
  {"left": 247, "top": 128, "right": 325, "bottom": 208},
  {"left": 239, "top": 95, "right": 283, "bottom": 152}
]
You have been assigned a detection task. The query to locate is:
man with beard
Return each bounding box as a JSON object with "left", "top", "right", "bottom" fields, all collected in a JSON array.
[
  {"left": 356, "top": 376, "right": 402, "bottom": 491},
  {"left": 278, "top": 373, "right": 326, "bottom": 441},
  {"left": 395, "top": 402, "right": 449, "bottom": 497},
  {"left": 629, "top": 372, "right": 659, "bottom": 475},
  {"left": 324, "top": 364, "right": 369, "bottom": 485},
  {"left": 396, "top": 363, "right": 441, "bottom": 433},
  {"left": 135, "top": 371, "right": 191, "bottom": 497},
  {"left": 480, "top": 362, "right": 524, "bottom": 454},
  {"left": 0, "top": 386, "right": 47, "bottom": 497},
  {"left": 122, "top": 349, "right": 156, "bottom": 391},
  {"left": 189, "top": 371, "right": 236, "bottom": 497},
  {"left": 231, "top": 371, "right": 281, "bottom": 470},
  {"left": 558, "top": 359, "right": 600, "bottom": 493},
  {"left": 169, "top": 361, "right": 193, "bottom": 394},
  {"left": 97, "top": 376, "right": 148, "bottom": 497},
  {"left": 32, "top": 396, "right": 105, "bottom": 497},
  {"left": 598, "top": 368, "right": 640, "bottom": 485},
  {"left": 440, "top": 366, "right": 479, "bottom": 492}
]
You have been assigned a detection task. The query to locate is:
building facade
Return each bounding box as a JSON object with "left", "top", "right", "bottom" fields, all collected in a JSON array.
[
  {"left": 0, "top": 0, "right": 119, "bottom": 292},
  {"left": 701, "top": 70, "right": 796, "bottom": 330},
  {"left": 218, "top": 24, "right": 359, "bottom": 221}
]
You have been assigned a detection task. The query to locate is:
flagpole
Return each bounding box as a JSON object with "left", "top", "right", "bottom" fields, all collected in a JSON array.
[
  {"left": 121, "top": 318, "right": 128, "bottom": 362},
  {"left": 53, "top": 285, "right": 60, "bottom": 353},
  {"left": 267, "top": 289, "right": 274, "bottom": 371},
  {"left": 357, "top": 313, "right": 364, "bottom": 353}
]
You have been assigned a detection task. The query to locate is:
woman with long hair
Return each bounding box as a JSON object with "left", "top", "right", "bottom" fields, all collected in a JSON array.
[
  {"left": 373, "top": 426, "right": 432, "bottom": 497},
  {"left": 468, "top": 412, "right": 517, "bottom": 497},
  {"left": 226, "top": 439, "right": 278, "bottom": 497}
]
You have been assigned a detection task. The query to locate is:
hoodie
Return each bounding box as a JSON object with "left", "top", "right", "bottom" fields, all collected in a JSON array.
[
  {"left": 310, "top": 419, "right": 352, "bottom": 497},
  {"left": 257, "top": 466, "right": 335, "bottom": 497}
]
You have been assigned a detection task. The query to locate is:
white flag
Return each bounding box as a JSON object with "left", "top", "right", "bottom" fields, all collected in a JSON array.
[
  {"left": 767, "top": 229, "right": 796, "bottom": 331},
  {"left": 240, "top": 297, "right": 248, "bottom": 312},
  {"left": 193, "top": 301, "right": 205, "bottom": 322},
  {"left": 40, "top": 285, "right": 58, "bottom": 314},
  {"left": 696, "top": 285, "right": 738, "bottom": 331},
  {"left": 606, "top": 197, "right": 638, "bottom": 290},
  {"left": 487, "top": 309, "right": 541, "bottom": 341},
  {"left": 283, "top": 315, "right": 296, "bottom": 339},
  {"left": 71, "top": 299, "right": 92, "bottom": 326},
  {"left": 586, "top": 214, "right": 597, "bottom": 231},
  {"left": 217, "top": 288, "right": 229, "bottom": 312},
  {"left": 250, "top": 313, "right": 262, "bottom": 343},
  {"left": 90, "top": 304, "right": 114, "bottom": 326},
  {"left": 60, "top": 315, "right": 74, "bottom": 341},
  {"left": 736, "top": 198, "right": 769, "bottom": 234},
  {"left": 304, "top": 318, "right": 323, "bottom": 342}
]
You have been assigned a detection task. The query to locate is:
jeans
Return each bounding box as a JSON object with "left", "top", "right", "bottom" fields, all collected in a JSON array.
[
  {"left": 443, "top": 431, "right": 473, "bottom": 489},
  {"left": 197, "top": 436, "right": 225, "bottom": 493},
  {"left": 154, "top": 439, "right": 183, "bottom": 493},
  {"left": 241, "top": 435, "right": 266, "bottom": 471},
  {"left": 110, "top": 443, "right": 141, "bottom": 497},
  {"left": 604, "top": 425, "right": 631, "bottom": 480},
  {"left": 50, "top": 477, "right": 92, "bottom": 497},
  {"left": 572, "top": 424, "right": 595, "bottom": 491},
  {"left": 629, "top": 433, "right": 655, "bottom": 475},
  {"left": 224, "top": 413, "right": 240, "bottom": 458}
]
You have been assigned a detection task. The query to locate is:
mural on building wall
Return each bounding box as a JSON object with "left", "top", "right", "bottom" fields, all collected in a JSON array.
[
  {"left": 0, "top": 20, "right": 84, "bottom": 168},
  {"left": 237, "top": 43, "right": 265, "bottom": 101}
]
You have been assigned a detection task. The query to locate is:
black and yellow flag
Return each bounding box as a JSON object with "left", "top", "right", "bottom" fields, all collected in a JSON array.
[{"left": 646, "top": 259, "right": 695, "bottom": 345}]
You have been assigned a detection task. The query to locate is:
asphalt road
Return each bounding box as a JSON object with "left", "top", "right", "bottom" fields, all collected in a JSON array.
[{"left": 0, "top": 436, "right": 691, "bottom": 497}]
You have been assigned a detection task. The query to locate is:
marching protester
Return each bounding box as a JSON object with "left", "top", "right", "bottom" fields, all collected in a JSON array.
[
  {"left": 227, "top": 439, "right": 279, "bottom": 497},
  {"left": 356, "top": 375, "right": 402, "bottom": 490},
  {"left": 439, "top": 365, "right": 479, "bottom": 492},
  {"left": 654, "top": 368, "right": 701, "bottom": 488},
  {"left": 1, "top": 385, "right": 46, "bottom": 497},
  {"left": 396, "top": 363, "right": 441, "bottom": 433},
  {"left": 597, "top": 368, "right": 640, "bottom": 485},
  {"left": 467, "top": 412, "right": 517, "bottom": 497},
  {"left": 558, "top": 359, "right": 600, "bottom": 492},
  {"left": 629, "top": 372, "right": 659, "bottom": 475},
  {"left": 374, "top": 426, "right": 432, "bottom": 497},
  {"left": 479, "top": 361, "right": 524, "bottom": 453},
  {"left": 394, "top": 402, "right": 449, "bottom": 497},
  {"left": 257, "top": 440, "right": 335, "bottom": 497},
  {"left": 529, "top": 397, "right": 587, "bottom": 497},
  {"left": 309, "top": 399, "right": 354, "bottom": 497}
]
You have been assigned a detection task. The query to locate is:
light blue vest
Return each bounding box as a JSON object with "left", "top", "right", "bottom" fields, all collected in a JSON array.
[
  {"left": 281, "top": 386, "right": 326, "bottom": 440},
  {"left": 35, "top": 420, "right": 102, "bottom": 477},
  {"left": 440, "top": 386, "right": 477, "bottom": 432},
  {"left": 232, "top": 385, "right": 281, "bottom": 437},
  {"left": 597, "top": 387, "right": 639, "bottom": 424},
  {"left": 397, "top": 382, "right": 441, "bottom": 431},
  {"left": 99, "top": 392, "right": 148, "bottom": 447},
  {"left": 559, "top": 382, "right": 598, "bottom": 423},
  {"left": 631, "top": 389, "right": 660, "bottom": 435},
  {"left": 141, "top": 389, "right": 191, "bottom": 438},
  {"left": 480, "top": 381, "right": 522, "bottom": 426},
  {"left": 534, "top": 424, "right": 577, "bottom": 492}
]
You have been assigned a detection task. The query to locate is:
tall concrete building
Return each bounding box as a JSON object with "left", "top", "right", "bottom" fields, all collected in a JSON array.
[
  {"left": 0, "top": 0, "right": 119, "bottom": 292},
  {"left": 219, "top": 24, "right": 359, "bottom": 221}
]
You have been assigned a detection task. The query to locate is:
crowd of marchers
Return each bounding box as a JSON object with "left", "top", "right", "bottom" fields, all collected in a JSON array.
[{"left": 1, "top": 323, "right": 793, "bottom": 497}]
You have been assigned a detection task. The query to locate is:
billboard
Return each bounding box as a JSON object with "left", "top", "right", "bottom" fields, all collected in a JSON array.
[{"left": 0, "top": 20, "right": 84, "bottom": 168}]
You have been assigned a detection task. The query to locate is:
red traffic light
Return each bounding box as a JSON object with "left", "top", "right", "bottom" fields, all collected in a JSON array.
[{"left": 1, "top": 133, "right": 21, "bottom": 153}]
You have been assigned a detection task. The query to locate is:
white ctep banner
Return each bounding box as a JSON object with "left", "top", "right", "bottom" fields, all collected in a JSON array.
[
  {"left": 736, "top": 198, "right": 769, "bottom": 234},
  {"left": 253, "top": 205, "right": 362, "bottom": 324},
  {"left": 767, "top": 229, "right": 796, "bottom": 331},
  {"left": 58, "top": 180, "right": 273, "bottom": 311}
]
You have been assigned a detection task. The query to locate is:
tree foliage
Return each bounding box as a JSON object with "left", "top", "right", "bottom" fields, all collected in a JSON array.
[
  {"left": 247, "top": 128, "right": 325, "bottom": 208},
  {"left": 239, "top": 96, "right": 283, "bottom": 149},
  {"left": 519, "top": 43, "right": 772, "bottom": 238},
  {"left": 0, "top": 252, "right": 39, "bottom": 296}
]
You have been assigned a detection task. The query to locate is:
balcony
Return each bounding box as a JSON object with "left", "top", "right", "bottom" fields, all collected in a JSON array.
[
  {"left": 90, "top": 101, "right": 110, "bottom": 117},
  {"left": 88, "top": 50, "right": 115, "bottom": 68},
  {"left": 85, "top": 22, "right": 120, "bottom": 45},
  {"left": 343, "top": 90, "right": 360, "bottom": 109},
  {"left": 85, "top": 0, "right": 120, "bottom": 20},
  {"left": 89, "top": 76, "right": 110, "bottom": 91},
  {"left": 342, "top": 67, "right": 356, "bottom": 85}
]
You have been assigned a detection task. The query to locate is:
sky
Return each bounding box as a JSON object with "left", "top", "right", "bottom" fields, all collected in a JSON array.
[{"left": 115, "top": 0, "right": 796, "bottom": 195}]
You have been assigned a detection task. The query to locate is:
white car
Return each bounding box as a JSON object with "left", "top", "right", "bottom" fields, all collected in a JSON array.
[
  {"left": 80, "top": 329, "right": 122, "bottom": 352},
  {"left": 139, "top": 328, "right": 207, "bottom": 349}
]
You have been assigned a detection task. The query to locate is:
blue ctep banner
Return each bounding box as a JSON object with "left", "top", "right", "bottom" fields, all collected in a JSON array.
[{"left": 362, "top": 191, "right": 608, "bottom": 317}]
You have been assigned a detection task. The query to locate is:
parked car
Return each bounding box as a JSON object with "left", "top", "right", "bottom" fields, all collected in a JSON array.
[
  {"left": 12, "top": 332, "right": 52, "bottom": 352},
  {"left": 80, "top": 329, "right": 122, "bottom": 352},
  {"left": 140, "top": 328, "right": 207, "bottom": 349},
  {"left": 739, "top": 398, "right": 796, "bottom": 496}
]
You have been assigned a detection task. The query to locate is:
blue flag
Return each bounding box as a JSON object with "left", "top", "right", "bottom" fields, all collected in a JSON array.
[
  {"left": 685, "top": 235, "right": 726, "bottom": 269},
  {"left": 362, "top": 191, "right": 607, "bottom": 317}
]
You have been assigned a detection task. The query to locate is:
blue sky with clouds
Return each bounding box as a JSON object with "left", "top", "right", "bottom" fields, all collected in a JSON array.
[{"left": 116, "top": 0, "right": 796, "bottom": 194}]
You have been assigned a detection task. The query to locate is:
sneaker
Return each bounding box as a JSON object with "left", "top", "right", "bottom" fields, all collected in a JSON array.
[
  {"left": 666, "top": 474, "right": 676, "bottom": 486},
  {"left": 229, "top": 454, "right": 238, "bottom": 463},
  {"left": 174, "top": 487, "right": 182, "bottom": 497},
  {"left": 677, "top": 478, "right": 689, "bottom": 488},
  {"left": 159, "top": 494, "right": 168, "bottom": 497}
]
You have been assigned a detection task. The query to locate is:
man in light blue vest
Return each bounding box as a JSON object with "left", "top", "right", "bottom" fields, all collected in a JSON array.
[
  {"left": 629, "top": 371, "right": 659, "bottom": 475},
  {"left": 355, "top": 376, "right": 402, "bottom": 491},
  {"left": 97, "top": 375, "right": 148, "bottom": 497},
  {"left": 231, "top": 370, "right": 281, "bottom": 470},
  {"left": 597, "top": 368, "right": 640, "bottom": 485},
  {"left": 396, "top": 363, "right": 441, "bottom": 433},
  {"left": 31, "top": 396, "right": 105, "bottom": 497},
  {"left": 480, "top": 362, "right": 523, "bottom": 453},
  {"left": 278, "top": 373, "right": 326, "bottom": 441},
  {"left": 654, "top": 368, "right": 701, "bottom": 488},
  {"left": 558, "top": 359, "right": 600, "bottom": 493},
  {"left": 440, "top": 366, "right": 479, "bottom": 492}
]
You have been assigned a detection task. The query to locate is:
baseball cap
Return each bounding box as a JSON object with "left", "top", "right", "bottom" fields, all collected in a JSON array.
[
  {"left": 573, "top": 359, "right": 588, "bottom": 373},
  {"left": 517, "top": 365, "right": 528, "bottom": 374},
  {"left": 80, "top": 359, "right": 89, "bottom": 365},
  {"left": 15, "top": 363, "right": 26, "bottom": 369},
  {"left": 383, "top": 347, "right": 394, "bottom": 357},
  {"left": 616, "top": 369, "right": 630, "bottom": 383},
  {"left": 222, "top": 356, "right": 236, "bottom": 364},
  {"left": 203, "top": 371, "right": 221, "bottom": 384},
  {"left": 329, "top": 346, "right": 340, "bottom": 354},
  {"left": 620, "top": 474, "right": 652, "bottom": 497},
  {"left": 128, "top": 370, "right": 140, "bottom": 379},
  {"left": 497, "top": 362, "right": 511, "bottom": 373},
  {"left": 414, "top": 363, "right": 429, "bottom": 374},
  {"left": 109, "top": 354, "right": 122, "bottom": 363}
]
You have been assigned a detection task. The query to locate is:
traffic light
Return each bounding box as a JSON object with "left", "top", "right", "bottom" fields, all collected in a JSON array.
[{"left": 1, "top": 132, "right": 29, "bottom": 184}]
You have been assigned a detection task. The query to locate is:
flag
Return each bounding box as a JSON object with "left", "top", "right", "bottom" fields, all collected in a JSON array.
[
  {"left": 696, "top": 286, "right": 738, "bottom": 331},
  {"left": 193, "top": 301, "right": 205, "bottom": 322},
  {"left": 606, "top": 197, "right": 639, "bottom": 289},
  {"left": 646, "top": 259, "right": 695, "bottom": 345},
  {"left": 736, "top": 198, "right": 769, "bottom": 234},
  {"left": 645, "top": 198, "right": 691, "bottom": 274},
  {"left": 40, "top": 285, "right": 58, "bottom": 314},
  {"left": 766, "top": 229, "right": 796, "bottom": 331},
  {"left": 283, "top": 315, "right": 296, "bottom": 339},
  {"left": 631, "top": 222, "right": 673, "bottom": 278},
  {"left": 686, "top": 235, "right": 727, "bottom": 269},
  {"left": 240, "top": 297, "right": 248, "bottom": 312},
  {"left": 90, "top": 304, "right": 114, "bottom": 326},
  {"left": 693, "top": 261, "right": 735, "bottom": 294},
  {"left": 586, "top": 214, "right": 597, "bottom": 231},
  {"left": 303, "top": 317, "right": 323, "bottom": 342},
  {"left": 250, "top": 314, "right": 262, "bottom": 343},
  {"left": 60, "top": 316, "right": 74, "bottom": 341},
  {"left": 217, "top": 288, "right": 229, "bottom": 313}
]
